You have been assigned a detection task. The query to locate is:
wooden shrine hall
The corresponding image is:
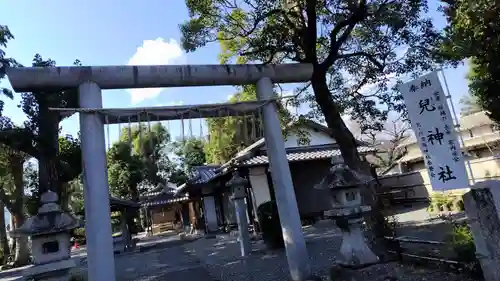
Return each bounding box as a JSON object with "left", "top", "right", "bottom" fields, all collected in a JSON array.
[{"left": 140, "top": 183, "right": 199, "bottom": 235}]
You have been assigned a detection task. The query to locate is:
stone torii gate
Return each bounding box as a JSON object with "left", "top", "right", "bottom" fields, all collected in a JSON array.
[{"left": 7, "top": 64, "right": 313, "bottom": 281}]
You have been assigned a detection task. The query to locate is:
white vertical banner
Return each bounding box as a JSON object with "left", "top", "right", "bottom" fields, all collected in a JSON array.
[{"left": 399, "top": 71, "right": 469, "bottom": 191}]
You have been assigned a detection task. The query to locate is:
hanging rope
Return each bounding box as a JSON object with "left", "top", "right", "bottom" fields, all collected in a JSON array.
[
  {"left": 217, "top": 106, "right": 223, "bottom": 150},
  {"left": 188, "top": 109, "right": 193, "bottom": 139},
  {"left": 257, "top": 107, "right": 264, "bottom": 138},
  {"left": 199, "top": 118, "right": 203, "bottom": 139},
  {"left": 235, "top": 110, "right": 243, "bottom": 149},
  {"left": 138, "top": 113, "right": 143, "bottom": 154},
  {"left": 146, "top": 111, "right": 154, "bottom": 155},
  {"left": 49, "top": 95, "right": 288, "bottom": 115},
  {"left": 105, "top": 115, "right": 111, "bottom": 150},
  {"left": 118, "top": 122, "right": 122, "bottom": 140},
  {"left": 181, "top": 115, "right": 185, "bottom": 142},
  {"left": 243, "top": 111, "right": 248, "bottom": 145},
  {"left": 250, "top": 112, "right": 256, "bottom": 143},
  {"left": 156, "top": 114, "right": 162, "bottom": 157},
  {"left": 166, "top": 118, "right": 171, "bottom": 142},
  {"left": 127, "top": 116, "right": 133, "bottom": 156}
]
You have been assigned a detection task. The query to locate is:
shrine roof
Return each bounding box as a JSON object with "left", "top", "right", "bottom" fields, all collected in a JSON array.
[
  {"left": 241, "top": 145, "right": 375, "bottom": 166},
  {"left": 190, "top": 165, "right": 222, "bottom": 184},
  {"left": 141, "top": 192, "right": 190, "bottom": 207},
  {"left": 141, "top": 182, "right": 179, "bottom": 198},
  {"left": 109, "top": 196, "right": 141, "bottom": 211},
  {"left": 173, "top": 119, "right": 374, "bottom": 195}
]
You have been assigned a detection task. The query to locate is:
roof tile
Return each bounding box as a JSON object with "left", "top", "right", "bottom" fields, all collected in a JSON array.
[{"left": 241, "top": 146, "right": 375, "bottom": 166}]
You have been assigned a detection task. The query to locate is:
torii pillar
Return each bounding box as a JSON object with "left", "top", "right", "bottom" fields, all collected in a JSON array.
[{"left": 7, "top": 63, "right": 313, "bottom": 281}]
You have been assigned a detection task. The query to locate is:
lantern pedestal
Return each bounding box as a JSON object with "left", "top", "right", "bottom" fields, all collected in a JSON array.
[
  {"left": 325, "top": 207, "right": 378, "bottom": 266},
  {"left": 24, "top": 259, "right": 76, "bottom": 281}
]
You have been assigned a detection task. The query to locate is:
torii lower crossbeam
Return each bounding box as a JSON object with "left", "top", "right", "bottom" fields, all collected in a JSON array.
[{"left": 7, "top": 63, "right": 313, "bottom": 281}]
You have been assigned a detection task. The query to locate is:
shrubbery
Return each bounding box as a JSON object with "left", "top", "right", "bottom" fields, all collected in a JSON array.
[
  {"left": 427, "top": 193, "right": 465, "bottom": 213},
  {"left": 446, "top": 222, "right": 482, "bottom": 277},
  {"left": 257, "top": 201, "right": 284, "bottom": 249}
]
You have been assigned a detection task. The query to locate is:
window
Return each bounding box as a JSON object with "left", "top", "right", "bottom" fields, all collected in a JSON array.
[
  {"left": 42, "top": 241, "right": 60, "bottom": 254},
  {"left": 345, "top": 191, "right": 356, "bottom": 202}
]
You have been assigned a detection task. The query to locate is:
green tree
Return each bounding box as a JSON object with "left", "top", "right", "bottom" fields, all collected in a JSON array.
[
  {"left": 441, "top": 0, "right": 500, "bottom": 123},
  {"left": 180, "top": 0, "right": 441, "bottom": 173},
  {"left": 0, "top": 55, "right": 82, "bottom": 200},
  {"left": 0, "top": 146, "right": 30, "bottom": 266},
  {"left": 205, "top": 85, "right": 292, "bottom": 164},
  {"left": 0, "top": 24, "right": 15, "bottom": 105},
  {"left": 107, "top": 141, "right": 144, "bottom": 200},
  {"left": 179, "top": 0, "right": 441, "bottom": 257},
  {"left": 172, "top": 137, "right": 207, "bottom": 172},
  {"left": 119, "top": 122, "right": 170, "bottom": 186}
]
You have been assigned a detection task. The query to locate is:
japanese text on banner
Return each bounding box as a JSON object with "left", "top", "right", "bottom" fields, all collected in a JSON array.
[{"left": 399, "top": 71, "right": 469, "bottom": 191}]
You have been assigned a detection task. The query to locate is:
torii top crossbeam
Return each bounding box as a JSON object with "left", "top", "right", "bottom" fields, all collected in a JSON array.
[{"left": 7, "top": 63, "right": 313, "bottom": 92}]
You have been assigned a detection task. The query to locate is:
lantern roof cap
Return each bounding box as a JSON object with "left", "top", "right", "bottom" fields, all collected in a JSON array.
[
  {"left": 315, "top": 163, "right": 373, "bottom": 189},
  {"left": 9, "top": 191, "right": 82, "bottom": 238}
]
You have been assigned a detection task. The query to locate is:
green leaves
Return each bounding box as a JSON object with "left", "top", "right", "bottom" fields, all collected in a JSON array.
[
  {"left": 107, "top": 141, "right": 144, "bottom": 199},
  {"left": 172, "top": 137, "right": 207, "bottom": 172},
  {"left": 0, "top": 25, "right": 15, "bottom": 108},
  {"left": 180, "top": 0, "right": 442, "bottom": 135},
  {"left": 203, "top": 84, "right": 293, "bottom": 164},
  {"left": 441, "top": 0, "right": 500, "bottom": 124}
]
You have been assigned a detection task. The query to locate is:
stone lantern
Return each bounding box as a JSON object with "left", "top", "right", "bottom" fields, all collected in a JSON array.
[
  {"left": 226, "top": 170, "right": 251, "bottom": 257},
  {"left": 10, "top": 190, "right": 82, "bottom": 281},
  {"left": 315, "top": 163, "right": 379, "bottom": 266}
]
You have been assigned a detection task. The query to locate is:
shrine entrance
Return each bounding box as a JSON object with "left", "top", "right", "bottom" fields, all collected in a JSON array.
[{"left": 7, "top": 64, "right": 313, "bottom": 281}]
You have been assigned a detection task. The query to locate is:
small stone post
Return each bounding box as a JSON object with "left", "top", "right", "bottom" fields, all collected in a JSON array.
[
  {"left": 463, "top": 180, "right": 500, "bottom": 281},
  {"left": 227, "top": 171, "right": 251, "bottom": 257}
]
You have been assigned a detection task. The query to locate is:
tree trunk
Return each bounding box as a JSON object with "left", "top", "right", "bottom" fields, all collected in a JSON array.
[
  {"left": 311, "top": 70, "right": 391, "bottom": 259},
  {"left": 9, "top": 216, "right": 15, "bottom": 255},
  {"left": 38, "top": 110, "right": 61, "bottom": 200},
  {"left": 6, "top": 155, "right": 31, "bottom": 266},
  {"left": 0, "top": 202, "right": 10, "bottom": 263},
  {"left": 127, "top": 185, "right": 141, "bottom": 234},
  {"left": 12, "top": 213, "right": 29, "bottom": 267},
  {"left": 59, "top": 182, "right": 72, "bottom": 211}
]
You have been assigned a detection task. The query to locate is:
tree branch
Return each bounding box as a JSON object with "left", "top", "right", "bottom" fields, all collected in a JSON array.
[
  {"left": 304, "top": 0, "right": 318, "bottom": 63},
  {"left": 338, "top": 51, "right": 385, "bottom": 71},
  {"left": 321, "top": 0, "right": 368, "bottom": 69},
  {"left": 0, "top": 129, "right": 38, "bottom": 158},
  {"left": 0, "top": 183, "right": 14, "bottom": 212}
]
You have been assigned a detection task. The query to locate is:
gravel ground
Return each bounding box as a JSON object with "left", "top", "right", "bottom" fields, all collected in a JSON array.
[
  {"left": 68, "top": 237, "right": 216, "bottom": 281},
  {"left": 340, "top": 262, "right": 476, "bottom": 281},
  {"left": 0, "top": 206, "right": 474, "bottom": 281},
  {"left": 182, "top": 220, "right": 475, "bottom": 281}
]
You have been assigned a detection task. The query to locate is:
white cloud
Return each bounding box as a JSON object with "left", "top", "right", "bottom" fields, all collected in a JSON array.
[
  {"left": 127, "top": 38, "right": 184, "bottom": 104},
  {"left": 167, "top": 100, "right": 184, "bottom": 106},
  {"left": 154, "top": 100, "right": 184, "bottom": 107}
]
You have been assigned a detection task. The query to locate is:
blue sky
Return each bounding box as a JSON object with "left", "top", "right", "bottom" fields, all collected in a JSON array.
[{"left": 0, "top": 0, "right": 470, "bottom": 145}]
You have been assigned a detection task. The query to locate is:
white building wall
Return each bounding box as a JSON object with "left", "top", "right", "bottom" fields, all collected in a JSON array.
[{"left": 248, "top": 166, "right": 272, "bottom": 209}]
